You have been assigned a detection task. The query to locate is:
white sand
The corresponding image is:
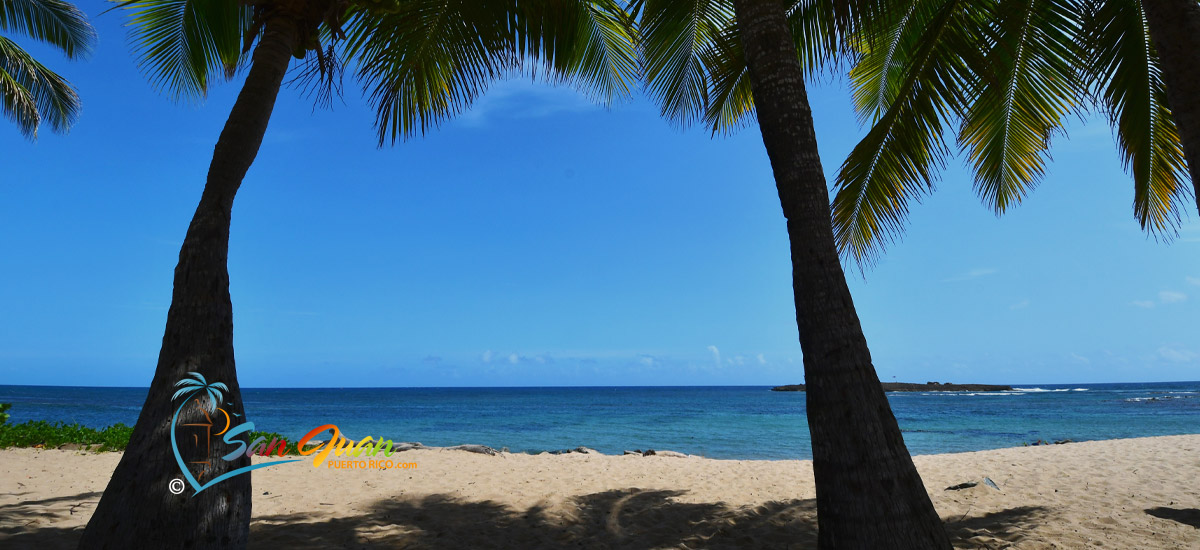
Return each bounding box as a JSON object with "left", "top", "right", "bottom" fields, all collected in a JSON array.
[{"left": 2, "top": 435, "right": 1198, "bottom": 548}]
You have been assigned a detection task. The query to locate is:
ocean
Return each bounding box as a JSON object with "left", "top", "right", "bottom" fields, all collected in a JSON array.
[{"left": 1, "top": 382, "right": 1197, "bottom": 460}]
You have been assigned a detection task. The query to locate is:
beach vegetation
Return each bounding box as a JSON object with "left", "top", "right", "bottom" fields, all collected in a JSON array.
[
  {"left": 0, "top": 0, "right": 96, "bottom": 139},
  {"left": 0, "top": 419, "right": 133, "bottom": 452}
]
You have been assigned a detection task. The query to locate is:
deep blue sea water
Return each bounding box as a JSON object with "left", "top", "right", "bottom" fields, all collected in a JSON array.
[{"left": 1, "top": 382, "right": 1197, "bottom": 459}]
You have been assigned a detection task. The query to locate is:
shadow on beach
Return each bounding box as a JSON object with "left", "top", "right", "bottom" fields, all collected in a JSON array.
[
  {"left": 1145, "top": 507, "right": 1200, "bottom": 529},
  {"left": 249, "top": 489, "right": 1048, "bottom": 549},
  {"left": 0, "top": 488, "right": 1049, "bottom": 549},
  {"left": 0, "top": 491, "right": 101, "bottom": 550}
]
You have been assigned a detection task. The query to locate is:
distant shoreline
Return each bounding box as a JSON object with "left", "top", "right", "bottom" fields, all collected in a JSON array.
[{"left": 770, "top": 382, "right": 1015, "bottom": 392}]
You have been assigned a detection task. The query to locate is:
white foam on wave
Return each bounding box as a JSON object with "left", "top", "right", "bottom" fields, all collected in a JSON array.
[{"left": 1013, "top": 387, "right": 1071, "bottom": 393}]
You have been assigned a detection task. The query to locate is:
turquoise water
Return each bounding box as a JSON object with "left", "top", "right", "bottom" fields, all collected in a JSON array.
[{"left": 1, "top": 382, "right": 1197, "bottom": 459}]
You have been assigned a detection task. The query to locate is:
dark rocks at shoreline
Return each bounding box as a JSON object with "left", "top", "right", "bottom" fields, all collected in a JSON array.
[{"left": 770, "top": 382, "right": 1015, "bottom": 392}]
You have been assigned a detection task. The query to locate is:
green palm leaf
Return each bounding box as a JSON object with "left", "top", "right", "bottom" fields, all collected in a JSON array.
[
  {"left": 0, "top": 0, "right": 95, "bottom": 58},
  {"left": 0, "top": 35, "right": 80, "bottom": 136},
  {"left": 958, "top": 0, "right": 1082, "bottom": 214},
  {"left": 833, "top": 0, "right": 984, "bottom": 266},
  {"left": 347, "top": 0, "right": 638, "bottom": 145},
  {"left": 116, "top": 0, "right": 249, "bottom": 101},
  {"left": 1082, "top": 0, "right": 1190, "bottom": 234},
  {"left": 634, "top": 0, "right": 732, "bottom": 127}
]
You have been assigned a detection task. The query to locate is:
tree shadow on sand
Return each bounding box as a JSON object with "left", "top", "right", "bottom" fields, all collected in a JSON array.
[
  {"left": 250, "top": 489, "right": 1049, "bottom": 550},
  {"left": 1145, "top": 507, "right": 1200, "bottom": 529},
  {"left": 0, "top": 491, "right": 102, "bottom": 550}
]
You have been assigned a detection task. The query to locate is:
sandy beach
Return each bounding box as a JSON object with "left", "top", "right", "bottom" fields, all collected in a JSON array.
[{"left": 2, "top": 434, "right": 1197, "bottom": 549}]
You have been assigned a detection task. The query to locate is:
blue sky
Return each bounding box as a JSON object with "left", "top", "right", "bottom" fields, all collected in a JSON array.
[{"left": 1, "top": 6, "right": 1197, "bottom": 387}]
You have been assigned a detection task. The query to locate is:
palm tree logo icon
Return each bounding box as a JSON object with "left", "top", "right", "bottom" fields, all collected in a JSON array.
[{"left": 172, "top": 373, "right": 229, "bottom": 482}]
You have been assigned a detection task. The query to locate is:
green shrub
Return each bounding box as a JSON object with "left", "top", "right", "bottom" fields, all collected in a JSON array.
[
  {"left": 0, "top": 403, "right": 11, "bottom": 424},
  {"left": 0, "top": 420, "right": 134, "bottom": 452}
]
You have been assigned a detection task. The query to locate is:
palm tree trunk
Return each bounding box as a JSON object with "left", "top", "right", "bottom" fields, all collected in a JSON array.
[
  {"left": 78, "top": 17, "right": 299, "bottom": 550},
  {"left": 1142, "top": 0, "right": 1200, "bottom": 215},
  {"left": 729, "top": 0, "right": 951, "bottom": 548}
]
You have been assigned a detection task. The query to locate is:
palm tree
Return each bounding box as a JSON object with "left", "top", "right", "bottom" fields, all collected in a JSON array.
[
  {"left": 0, "top": 0, "right": 95, "bottom": 139},
  {"left": 78, "top": 1, "right": 637, "bottom": 548},
  {"left": 633, "top": 1, "right": 952, "bottom": 547},
  {"left": 832, "top": 0, "right": 1196, "bottom": 266}
]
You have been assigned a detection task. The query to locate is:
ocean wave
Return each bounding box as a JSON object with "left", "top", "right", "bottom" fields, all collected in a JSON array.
[
  {"left": 1013, "top": 388, "right": 1071, "bottom": 393},
  {"left": 1124, "top": 395, "right": 1197, "bottom": 402}
]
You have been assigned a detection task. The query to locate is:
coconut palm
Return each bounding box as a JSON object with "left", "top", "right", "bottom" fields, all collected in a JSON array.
[
  {"left": 832, "top": 0, "right": 1197, "bottom": 266},
  {"left": 633, "top": 0, "right": 952, "bottom": 547},
  {"left": 78, "top": 1, "right": 637, "bottom": 548},
  {"left": 0, "top": 0, "right": 95, "bottom": 139}
]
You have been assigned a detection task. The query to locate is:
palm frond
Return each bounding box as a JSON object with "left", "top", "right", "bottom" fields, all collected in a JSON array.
[
  {"left": 348, "top": 0, "right": 638, "bottom": 145},
  {"left": 0, "top": 36, "right": 80, "bottom": 137},
  {"left": 958, "top": 0, "right": 1082, "bottom": 214},
  {"left": 512, "top": 0, "right": 640, "bottom": 105},
  {"left": 1082, "top": 0, "right": 1190, "bottom": 234},
  {"left": 847, "top": 1, "right": 919, "bottom": 124},
  {"left": 635, "top": 0, "right": 732, "bottom": 127},
  {"left": 346, "top": 1, "right": 514, "bottom": 144},
  {"left": 700, "top": 22, "right": 751, "bottom": 134},
  {"left": 0, "top": 0, "right": 96, "bottom": 58},
  {"left": 118, "top": 0, "right": 250, "bottom": 101},
  {"left": 833, "top": 0, "right": 984, "bottom": 267}
]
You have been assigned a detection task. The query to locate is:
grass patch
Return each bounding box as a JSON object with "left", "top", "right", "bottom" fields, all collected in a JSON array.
[
  {"left": 0, "top": 420, "right": 134, "bottom": 452},
  {"left": 0, "top": 403, "right": 302, "bottom": 454}
]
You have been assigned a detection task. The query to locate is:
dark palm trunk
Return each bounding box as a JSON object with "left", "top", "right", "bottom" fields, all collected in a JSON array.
[
  {"left": 77, "top": 17, "right": 299, "bottom": 550},
  {"left": 730, "top": 0, "right": 950, "bottom": 548},
  {"left": 1142, "top": 0, "right": 1200, "bottom": 215}
]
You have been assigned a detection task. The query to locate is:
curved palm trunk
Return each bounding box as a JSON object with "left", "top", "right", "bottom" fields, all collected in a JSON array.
[
  {"left": 1142, "top": 0, "right": 1200, "bottom": 215},
  {"left": 78, "top": 18, "right": 298, "bottom": 550},
  {"left": 730, "top": 0, "right": 950, "bottom": 548}
]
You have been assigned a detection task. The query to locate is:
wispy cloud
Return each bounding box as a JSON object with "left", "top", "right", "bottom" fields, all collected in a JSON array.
[
  {"left": 943, "top": 268, "right": 998, "bottom": 282},
  {"left": 707, "top": 345, "right": 721, "bottom": 367},
  {"left": 458, "top": 78, "right": 598, "bottom": 128},
  {"left": 481, "top": 350, "right": 494, "bottom": 363},
  {"left": 756, "top": 353, "right": 766, "bottom": 365},
  {"left": 1132, "top": 300, "right": 1156, "bottom": 309},
  {"left": 1186, "top": 276, "right": 1200, "bottom": 287},
  {"left": 1159, "top": 291, "right": 1188, "bottom": 304},
  {"left": 1070, "top": 353, "right": 1090, "bottom": 365},
  {"left": 1009, "top": 299, "right": 1030, "bottom": 310},
  {"left": 1159, "top": 347, "right": 1197, "bottom": 363}
]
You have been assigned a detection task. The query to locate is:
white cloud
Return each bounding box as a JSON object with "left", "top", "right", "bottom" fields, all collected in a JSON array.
[
  {"left": 481, "top": 350, "right": 494, "bottom": 363},
  {"left": 944, "top": 268, "right": 998, "bottom": 282},
  {"left": 639, "top": 356, "right": 656, "bottom": 367},
  {"left": 508, "top": 353, "right": 520, "bottom": 364},
  {"left": 458, "top": 78, "right": 597, "bottom": 127},
  {"left": 707, "top": 345, "right": 721, "bottom": 367},
  {"left": 1009, "top": 299, "right": 1030, "bottom": 310},
  {"left": 1186, "top": 276, "right": 1200, "bottom": 286},
  {"left": 756, "top": 353, "right": 766, "bottom": 365},
  {"left": 1158, "top": 347, "right": 1198, "bottom": 363},
  {"left": 1132, "top": 300, "right": 1156, "bottom": 309},
  {"left": 1159, "top": 291, "right": 1188, "bottom": 304},
  {"left": 1070, "top": 353, "right": 1090, "bottom": 365}
]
